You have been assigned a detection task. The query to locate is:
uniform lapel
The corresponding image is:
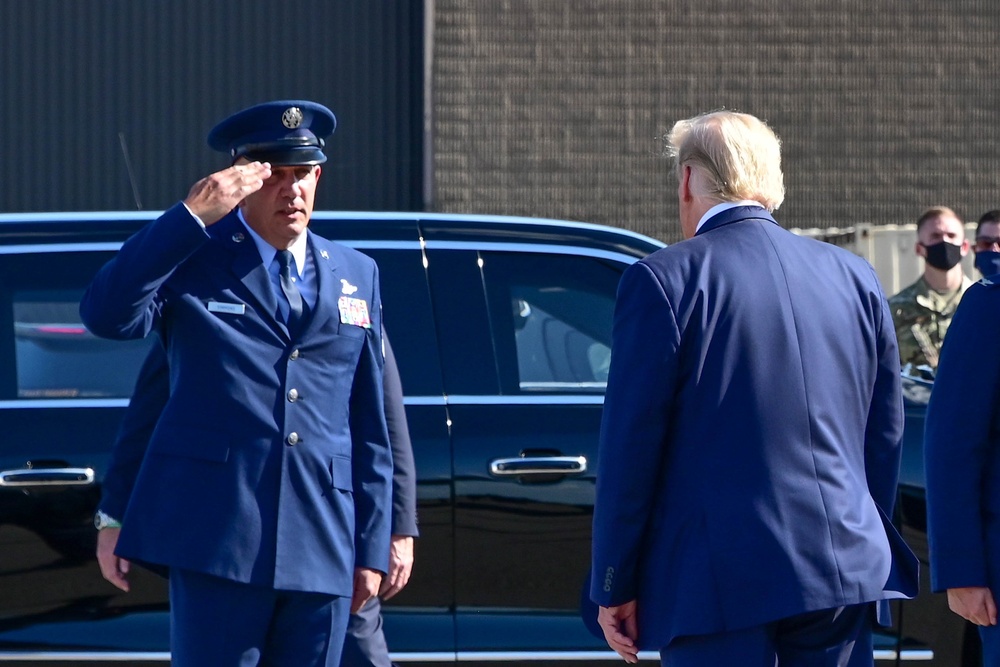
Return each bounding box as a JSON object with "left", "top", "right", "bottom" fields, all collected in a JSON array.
[
  {"left": 302, "top": 233, "right": 341, "bottom": 336},
  {"left": 212, "top": 213, "right": 287, "bottom": 339}
]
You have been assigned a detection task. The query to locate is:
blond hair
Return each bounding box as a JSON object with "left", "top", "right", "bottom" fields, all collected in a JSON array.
[
  {"left": 916, "top": 206, "right": 960, "bottom": 233},
  {"left": 667, "top": 111, "right": 785, "bottom": 212}
]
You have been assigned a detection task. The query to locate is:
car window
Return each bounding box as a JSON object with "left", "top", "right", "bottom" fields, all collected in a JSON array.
[
  {"left": 3, "top": 245, "right": 442, "bottom": 402},
  {"left": 510, "top": 286, "right": 612, "bottom": 390},
  {"left": 14, "top": 290, "right": 153, "bottom": 399},
  {"left": 0, "top": 249, "right": 156, "bottom": 401},
  {"left": 481, "top": 251, "right": 623, "bottom": 394}
]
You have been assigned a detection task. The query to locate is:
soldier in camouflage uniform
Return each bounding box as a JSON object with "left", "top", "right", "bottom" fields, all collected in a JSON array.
[
  {"left": 889, "top": 206, "right": 971, "bottom": 372},
  {"left": 889, "top": 279, "right": 970, "bottom": 370}
]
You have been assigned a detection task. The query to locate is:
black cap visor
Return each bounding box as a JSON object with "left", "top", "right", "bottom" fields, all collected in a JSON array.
[{"left": 233, "top": 139, "right": 327, "bottom": 166}]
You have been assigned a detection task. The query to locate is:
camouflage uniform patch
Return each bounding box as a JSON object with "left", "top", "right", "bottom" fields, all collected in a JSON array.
[{"left": 889, "top": 275, "right": 972, "bottom": 370}]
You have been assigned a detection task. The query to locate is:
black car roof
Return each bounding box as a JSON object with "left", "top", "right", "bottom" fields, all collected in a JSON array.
[{"left": 0, "top": 210, "right": 664, "bottom": 260}]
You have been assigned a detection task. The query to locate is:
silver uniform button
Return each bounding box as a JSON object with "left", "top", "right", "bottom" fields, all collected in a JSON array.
[
  {"left": 287, "top": 432, "right": 299, "bottom": 446},
  {"left": 289, "top": 349, "right": 300, "bottom": 360},
  {"left": 288, "top": 388, "right": 299, "bottom": 402}
]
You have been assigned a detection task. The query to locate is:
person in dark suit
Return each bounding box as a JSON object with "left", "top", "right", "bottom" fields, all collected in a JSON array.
[
  {"left": 80, "top": 100, "right": 393, "bottom": 666},
  {"left": 341, "top": 332, "right": 417, "bottom": 667},
  {"left": 96, "top": 333, "right": 417, "bottom": 667},
  {"left": 589, "top": 110, "right": 917, "bottom": 666},
  {"left": 924, "top": 274, "right": 1000, "bottom": 665}
]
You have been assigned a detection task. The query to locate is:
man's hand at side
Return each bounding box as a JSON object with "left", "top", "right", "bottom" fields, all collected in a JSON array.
[
  {"left": 948, "top": 586, "right": 998, "bottom": 626},
  {"left": 351, "top": 567, "right": 384, "bottom": 613},
  {"left": 379, "top": 535, "right": 414, "bottom": 600},
  {"left": 598, "top": 600, "right": 640, "bottom": 664},
  {"left": 183, "top": 162, "right": 271, "bottom": 226},
  {"left": 96, "top": 527, "right": 130, "bottom": 592}
]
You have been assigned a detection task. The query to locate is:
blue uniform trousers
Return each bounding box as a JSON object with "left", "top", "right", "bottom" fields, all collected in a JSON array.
[
  {"left": 979, "top": 624, "right": 1000, "bottom": 666},
  {"left": 170, "top": 568, "right": 350, "bottom": 667},
  {"left": 660, "top": 604, "right": 873, "bottom": 667},
  {"left": 342, "top": 596, "right": 394, "bottom": 667}
]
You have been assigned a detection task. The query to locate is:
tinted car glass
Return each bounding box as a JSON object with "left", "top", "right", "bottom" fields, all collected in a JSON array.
[
  {"left": 511, "top": 287, "right": 611, "bottom": 391},
  {"left": 481, "top": 251, "right": 621, "bottom": 395},
  {"left": 0, "top": 249, "right": 155, "bottom": 402},
  {"left": 15, "top": 291, "right": 153, "bottom": 399}
]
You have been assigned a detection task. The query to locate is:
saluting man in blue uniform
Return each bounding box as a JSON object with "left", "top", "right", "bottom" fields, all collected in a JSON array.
[
  {"left": 96, "top": 332, "right": 417, "bottom": 667},
  {"left": 589, "top": 110, "right": 917, "bottom": 666},
  {"left": 81, "top": 100, "right": 393, "bottom": 667}
]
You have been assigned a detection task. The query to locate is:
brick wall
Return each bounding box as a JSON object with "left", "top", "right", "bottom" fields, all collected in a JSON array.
[{"left": 431, "top": 1, "right": 1000, "bottom": 243}]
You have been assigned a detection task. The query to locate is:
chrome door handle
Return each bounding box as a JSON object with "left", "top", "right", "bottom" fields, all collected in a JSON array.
[
  {"left": 489, "top": 456, "right": 587, "bottom": 477},
  {"left": 0, "top": 467, "right": 95, "bottom": 487}
]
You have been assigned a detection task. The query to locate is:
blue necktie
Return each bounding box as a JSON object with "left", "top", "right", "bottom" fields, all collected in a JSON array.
[{"left": 276, "top": 250, "right": 303, "bottom": 331}]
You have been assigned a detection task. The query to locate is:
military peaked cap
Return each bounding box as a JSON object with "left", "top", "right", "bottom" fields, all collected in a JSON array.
[{"left": 207, "top": 100, "right": 336, "bottom": 166}]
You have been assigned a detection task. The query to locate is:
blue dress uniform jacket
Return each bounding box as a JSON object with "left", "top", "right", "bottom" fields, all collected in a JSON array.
[
  {"left": 925, "top": 278, "right": 1000, "bottom": 593},
  {"left": 100, "top": 332, "right": 415, "bottom": 665},
  {"left": 590, "top": 206, "right": 917, "bottom": 650},
  {"left": 98, "top": 333, "right": 418, "bottom": 557},
  {"left": 80, "top": 202, "right": 393, "bottom": 597}
]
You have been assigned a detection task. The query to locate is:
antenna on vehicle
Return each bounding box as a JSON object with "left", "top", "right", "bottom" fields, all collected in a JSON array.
[{"left": 118, "top": 131, "right": 143, "bottom": 210}]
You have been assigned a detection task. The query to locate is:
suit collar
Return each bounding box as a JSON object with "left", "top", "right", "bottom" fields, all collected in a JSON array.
[{"left": 695, "top": 205, "right": 778, "bottom": 237}]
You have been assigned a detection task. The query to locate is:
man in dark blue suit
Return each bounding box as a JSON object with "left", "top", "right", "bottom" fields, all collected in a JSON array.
[
  {"left": 96, "top": 334, "right": 417, "bottom": 666},
  {"left": 81, "top": 100, "right": 393, "bottom": 666},
  {"left": 589, "top": 110, "right": 917, "bottom": 666},
  {"left": 925, "top": 272, "right": 1000, "bottom": 665}
]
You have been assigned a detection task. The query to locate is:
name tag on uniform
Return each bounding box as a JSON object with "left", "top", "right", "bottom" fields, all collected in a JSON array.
[
  {"left": 207, "top": 301, "right": 246, "bottom": 315},
  {"left": 338, "top": 296, "right": 371, "bottom": 328}
]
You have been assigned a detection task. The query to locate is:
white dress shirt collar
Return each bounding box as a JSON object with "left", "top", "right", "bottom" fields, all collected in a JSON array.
[
  {"left": 695, "top": 200, "right": 766, "bottom": 234},
  {"left": 237, "top": 209, "right": 308, "bottom": 277}
]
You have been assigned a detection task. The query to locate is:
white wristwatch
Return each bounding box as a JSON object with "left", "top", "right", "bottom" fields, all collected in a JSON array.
[{"left": 94, "top": 510, "right": 122, "bottom": 530}]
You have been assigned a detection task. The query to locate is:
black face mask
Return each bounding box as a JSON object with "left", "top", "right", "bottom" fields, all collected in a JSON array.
[{"left": 923, "top": 241, "right": 964, "bottom": 271}]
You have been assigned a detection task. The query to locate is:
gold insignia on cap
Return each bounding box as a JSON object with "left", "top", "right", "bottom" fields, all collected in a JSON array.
[{"left": 282, "top": 107, "right": 304, "bottom": 129}]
